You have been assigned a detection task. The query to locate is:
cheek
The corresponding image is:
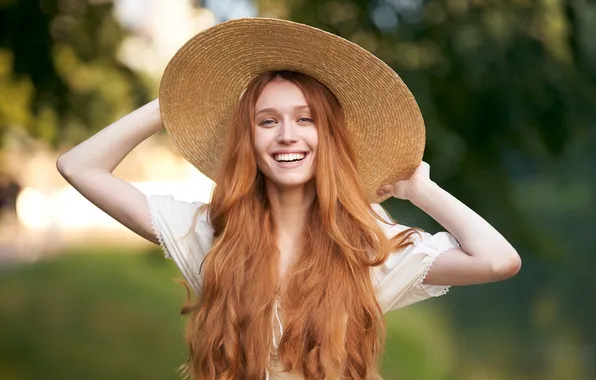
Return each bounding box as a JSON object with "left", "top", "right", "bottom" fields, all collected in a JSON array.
[
  {"left": 253, "top": 131, "right": 270, "bottom": 161},
  {"left": 305, "top": 127, "right": 319, "bottom": 150}
]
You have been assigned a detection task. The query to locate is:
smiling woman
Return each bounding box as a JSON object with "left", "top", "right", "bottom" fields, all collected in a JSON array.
[{"left": 56, "top": 18, "right": 520, "bottom": 380}]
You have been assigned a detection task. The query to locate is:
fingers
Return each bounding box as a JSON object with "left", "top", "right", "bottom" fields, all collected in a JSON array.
[{"left": 376, "top": 184, "right": 393, "bottom": 197}]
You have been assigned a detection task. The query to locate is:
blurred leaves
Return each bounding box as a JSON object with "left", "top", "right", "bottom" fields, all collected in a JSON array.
[
  {"left": 0, "top": 0, "right": 151, "bottom": 149},
  {"left": 257, "top": 0, "right": 596, "bottom": 379},
  {"left": 259, "top": 0, "right": 596, "bottom": 261}
]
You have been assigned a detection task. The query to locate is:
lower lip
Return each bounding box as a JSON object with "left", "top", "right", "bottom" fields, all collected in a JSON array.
[{"left": 273, "top": 154, "right": 308, "bottom": 168}]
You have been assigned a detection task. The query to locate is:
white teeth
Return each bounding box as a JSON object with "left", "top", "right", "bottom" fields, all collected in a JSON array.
[{"left": 274, "top": 153, "right": 305, "bottom": 162}]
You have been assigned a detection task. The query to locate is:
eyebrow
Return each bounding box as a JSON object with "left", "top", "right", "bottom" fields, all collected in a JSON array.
[{"left": 255, "top": 105, "right": 311, "bottom": 116}]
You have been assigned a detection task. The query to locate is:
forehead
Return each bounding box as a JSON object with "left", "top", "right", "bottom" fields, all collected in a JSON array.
[{"left": 254, "top": 79, "right": 308, "bottom": 111}]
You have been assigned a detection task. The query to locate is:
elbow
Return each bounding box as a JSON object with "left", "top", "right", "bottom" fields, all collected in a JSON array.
[
  {"left": 56, "top": 153, "right": 79, "bottom": 180},
  {"left": 56, "top": 154, "right": 71, "bottom": 178},
  {"left": 490, "top": 251, "right": 522, "bottom": 281}
]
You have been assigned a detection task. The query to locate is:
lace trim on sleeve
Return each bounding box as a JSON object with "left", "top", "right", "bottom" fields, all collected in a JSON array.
[
  {"left": 420, "top": 254, "right": 450, "bottom": 297},
  {"left": 148, "top": 201, "right": 171, "bottom": 259}
]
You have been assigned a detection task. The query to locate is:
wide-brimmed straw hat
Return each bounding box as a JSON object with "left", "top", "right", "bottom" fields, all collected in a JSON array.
[{"left": 159, "top": 17, "right": 425, "bottom": 203}]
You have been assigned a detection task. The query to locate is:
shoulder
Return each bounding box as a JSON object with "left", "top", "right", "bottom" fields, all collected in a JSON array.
[
  {"left": 146, "top": 194, "right": 213, "bottom": 295},
  {"left": 370, "top": 202, "right": 413, "bottom": 237},
  {"left": 368, "top": 203, "right": 459, "bottom": 311},
  {"left": 145, "top": 194, "right": 210, "bottom": 244},
  {"left": 147, "top": 194, "right": 210, "bottom": 232}
]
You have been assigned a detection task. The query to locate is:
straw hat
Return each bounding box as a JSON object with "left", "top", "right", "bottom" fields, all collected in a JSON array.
[{"left": 159, "top": 18, "right": 425, "bottom": 203}]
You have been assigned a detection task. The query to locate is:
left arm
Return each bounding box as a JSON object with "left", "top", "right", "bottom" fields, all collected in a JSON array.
[{"left": 378, "top": 162, "right": 521, "bottom": 286}]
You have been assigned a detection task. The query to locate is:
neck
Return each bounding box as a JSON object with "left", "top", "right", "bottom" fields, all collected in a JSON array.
[{"left": 266, "top": 180, "right": 316, "bottom": 237}]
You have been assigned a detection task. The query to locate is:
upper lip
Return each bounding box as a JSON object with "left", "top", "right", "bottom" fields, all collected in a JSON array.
[{"left": 270, "top": 150, "right": 308, "bottom": 156}]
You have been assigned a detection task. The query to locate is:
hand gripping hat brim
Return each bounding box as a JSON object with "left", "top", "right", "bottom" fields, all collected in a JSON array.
[{"left": 159, "top": 17, "right": 425, "bottom": 204}]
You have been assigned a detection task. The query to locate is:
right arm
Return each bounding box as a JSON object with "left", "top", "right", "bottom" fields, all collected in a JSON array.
[{"left": 56, "top": 99, "right": 163, "bottom": 244}]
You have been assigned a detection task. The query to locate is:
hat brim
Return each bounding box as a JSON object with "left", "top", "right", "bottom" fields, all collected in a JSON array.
[{"left": 159, "top": 18, "right": 425, "bottom": 204}]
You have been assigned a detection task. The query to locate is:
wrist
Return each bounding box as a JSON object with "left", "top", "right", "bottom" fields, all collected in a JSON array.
[
  {"left": 408, "top": 178, "right": 439, "bottom": 206},
  {"left": 145, "top": 98, "right": 165, "bottom": 133}
]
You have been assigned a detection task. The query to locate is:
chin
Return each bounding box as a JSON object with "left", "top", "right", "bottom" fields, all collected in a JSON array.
[{"left": 267, "top": 174, "right": 315, "bottom": 189}]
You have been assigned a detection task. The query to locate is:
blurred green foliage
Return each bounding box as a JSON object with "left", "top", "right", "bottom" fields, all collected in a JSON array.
[
  {"left": 256, "top": 0, "right": 596, "bottom": 258},
  {"left": 0, "top": 0, "right": 152, "bottom": 149},
  {"left": 0, "top": 250, "right": 188, "bottom": 380}
]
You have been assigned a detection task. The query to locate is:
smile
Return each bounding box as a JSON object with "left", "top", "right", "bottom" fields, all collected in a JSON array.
[
  {"left": 273, "top": 152, "right": 306, "bottom": 162},
  {"left": 270, "top": 151, "right": 309, "bottom": 168}
]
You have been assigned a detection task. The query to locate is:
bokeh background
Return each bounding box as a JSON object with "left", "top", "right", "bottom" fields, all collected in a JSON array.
[{"left": 0, "top": 0, "right": 594, "bottom": 379}]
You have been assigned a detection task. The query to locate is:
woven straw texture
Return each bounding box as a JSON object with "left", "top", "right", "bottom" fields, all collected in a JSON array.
[{"left": 159, "top": 18, "right": 425, "bottom": 203}]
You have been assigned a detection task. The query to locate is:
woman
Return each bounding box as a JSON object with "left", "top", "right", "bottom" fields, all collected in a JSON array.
[{"left": 57, "top": 19, "right": 521, "bottom": 380}]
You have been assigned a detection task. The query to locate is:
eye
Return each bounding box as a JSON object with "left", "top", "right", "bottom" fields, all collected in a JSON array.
[
  {"left": 258, "top": 119, "right": 276, "bottom": 127},
  {"left": 298, "top": 117, "right": 313, "bottom": 124}
]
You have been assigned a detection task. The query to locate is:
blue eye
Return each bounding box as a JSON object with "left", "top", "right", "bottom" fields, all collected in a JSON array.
[
  {"left": 259, "top": 119, "right": 276, "bottom": 127},
  {"left": 298, "top": 117, "right": 313, "bottom": 123}
]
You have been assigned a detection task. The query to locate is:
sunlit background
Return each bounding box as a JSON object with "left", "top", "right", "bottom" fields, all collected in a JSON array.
[{"left": 0, "top": 0, "right": 594, "bottom": 379}]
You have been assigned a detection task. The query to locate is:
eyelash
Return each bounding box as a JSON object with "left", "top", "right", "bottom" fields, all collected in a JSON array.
[
  {"left": 259, "top": 119, "right": 275, "bottom": 126},
  {"left": 258, "top": 117, "right": 313, "bottom": 126}
]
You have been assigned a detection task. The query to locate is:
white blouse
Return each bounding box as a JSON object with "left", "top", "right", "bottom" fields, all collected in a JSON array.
[{"left": 147, "top": 195, "right": 460, "bottom": 379}]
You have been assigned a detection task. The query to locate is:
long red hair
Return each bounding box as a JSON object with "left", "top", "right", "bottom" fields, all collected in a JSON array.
[{"left": 179, "top": 71, "right": 418, "bottom": 379}]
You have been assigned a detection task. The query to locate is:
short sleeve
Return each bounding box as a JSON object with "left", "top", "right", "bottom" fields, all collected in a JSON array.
[
  {"left": 147, "top": 194, "right": 213, "bottom": 296},
  {"left": 370, "top": 204, "right": 461, "bottom": 313}
]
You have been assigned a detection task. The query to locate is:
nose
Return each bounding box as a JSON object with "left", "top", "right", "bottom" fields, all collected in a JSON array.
[{"left": 276, "top": 120, "right": 298, "bottom": 144}]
